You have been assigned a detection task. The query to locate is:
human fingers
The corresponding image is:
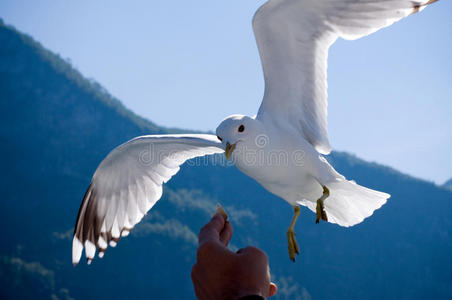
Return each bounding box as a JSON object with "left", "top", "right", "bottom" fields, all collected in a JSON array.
[
  {"left": 219, "top": 221, "right": 233, "bottom": 246},
  {"left": 198, "top": 213, "right": 227, "bottom": 246}
]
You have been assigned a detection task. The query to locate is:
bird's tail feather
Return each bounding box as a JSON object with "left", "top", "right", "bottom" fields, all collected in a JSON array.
[{"left": 308, "top": 180, "right": 390, "bottom": 227}]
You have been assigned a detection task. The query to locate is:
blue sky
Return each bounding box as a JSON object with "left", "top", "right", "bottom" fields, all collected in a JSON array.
[{"left": 1, "top": 0, "right": 451, "bottom": 184}]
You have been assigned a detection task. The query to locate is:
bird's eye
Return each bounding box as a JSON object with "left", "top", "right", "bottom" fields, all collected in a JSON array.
[
  {"left": 238, "top": 125, "right": 245, "bottom": 133},
  {"left": 217, "top": 136, "right": 223, "bottom": 142}
]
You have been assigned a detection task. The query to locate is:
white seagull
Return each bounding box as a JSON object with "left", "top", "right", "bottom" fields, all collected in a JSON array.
[{"left": 73, "top": 0, "right": 437, "bottom": 264}]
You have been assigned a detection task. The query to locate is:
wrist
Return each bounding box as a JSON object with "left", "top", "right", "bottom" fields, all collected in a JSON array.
[
  {"left": 236, "top": 288, "right": 265, "bottom": 300},
  {"left": 238, "top": 296, "right": 265, "bottom": 300}
]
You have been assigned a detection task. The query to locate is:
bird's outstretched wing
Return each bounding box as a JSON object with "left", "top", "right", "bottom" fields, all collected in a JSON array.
[
  {"left": 254, "top": 0, "right": 437, "bottom": 154},
  {"left": 72, "top": 134, "right": 223, "bottom": 265}
]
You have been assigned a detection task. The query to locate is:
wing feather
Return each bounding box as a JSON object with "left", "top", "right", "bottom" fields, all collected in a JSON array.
[
  {"left": 72, "top": 134, "right": 223, "bottom": 265},
  {"left": 254, "top": 0, "right": 437, "bottom": 154}
]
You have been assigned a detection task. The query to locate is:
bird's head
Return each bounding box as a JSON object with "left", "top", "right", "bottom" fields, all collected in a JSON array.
[{"left": 216, "top": 114, "right": 261, "bottom": 160}]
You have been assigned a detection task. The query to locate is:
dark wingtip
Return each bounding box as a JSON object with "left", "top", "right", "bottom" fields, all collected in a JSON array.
[{"left": 412, "top": 0, "right": 438, "bottom": 14}]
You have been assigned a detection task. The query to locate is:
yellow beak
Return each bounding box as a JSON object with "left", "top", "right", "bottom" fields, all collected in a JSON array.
[{"left": 225, "top": 142, "right": 236, "bottom": 160}]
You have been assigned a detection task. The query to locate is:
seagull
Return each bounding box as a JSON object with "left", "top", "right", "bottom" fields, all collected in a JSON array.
[{"left": 73, "top": 0, "right": 437, "bottom": 264}]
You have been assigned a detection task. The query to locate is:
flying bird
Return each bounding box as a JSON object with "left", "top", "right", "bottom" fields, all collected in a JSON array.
[{"left": 73, "top": 0, "right": 437, "bottom": 264}]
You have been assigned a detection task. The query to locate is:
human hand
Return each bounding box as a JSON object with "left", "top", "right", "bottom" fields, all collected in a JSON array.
[{"left": 191, "top": 213, "right": 277, "bottom": 300}]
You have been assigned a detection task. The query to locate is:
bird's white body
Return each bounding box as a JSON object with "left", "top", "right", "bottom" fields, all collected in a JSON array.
[
  {"left": 72, "top": 0, "right": 437, "bottom": 265},
  {"left": 216, "top": 114, "right": 388, "bottom": 227},
  {"left": 227, "top": 117, "right": 326, "bottom": 205}
]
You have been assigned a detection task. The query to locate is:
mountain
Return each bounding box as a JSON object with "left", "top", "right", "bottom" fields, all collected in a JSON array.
[
  {"left": 443, "top": 178, "right": 452, "bottom": 191},
  {"left": 1, "top": 19, "right": 451, "bottom": 300}
]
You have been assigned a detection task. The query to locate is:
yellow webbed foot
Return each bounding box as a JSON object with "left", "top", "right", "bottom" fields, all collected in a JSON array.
[
  {"left": 315, "top": 186, "right": 329, "bottom": 224},
  {"left": 286, "top": 206, "right": 301, "bottom": 261},
  {"left": 287, "top": 228, "right": 299, "bottom": 262}
]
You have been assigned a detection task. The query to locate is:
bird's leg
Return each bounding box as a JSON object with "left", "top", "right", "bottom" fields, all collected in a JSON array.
[
  {"left": 315, "top": 185, "right": 329, "bottom": 223},
  {"left": 287, "top": 206, "right": 301, "bottom": 262}
]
